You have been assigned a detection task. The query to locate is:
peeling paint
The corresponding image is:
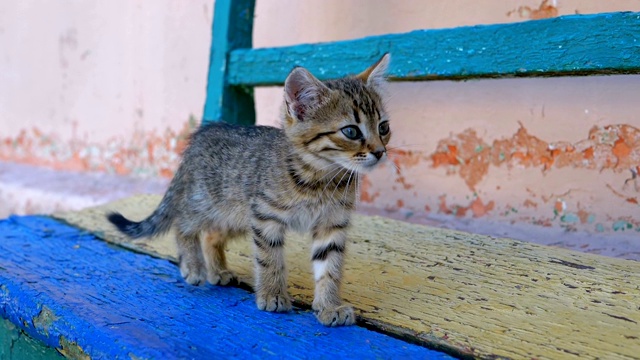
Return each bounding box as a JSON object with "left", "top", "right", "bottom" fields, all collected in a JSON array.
[
  {"left": 429, "top": 124, "right": 640, "bottom": 190},
  {"left": 507, "top": 0, "right": 559, "bottom": 20},
  {"left": 58, "top": 336, "right": 91, "bottom": 360},
  {"left": 612, "top": 220, "right": 634, "bottom": 232},
  {"left": 32, "top": 305, "right": 58, "bottom": 337},
  {"left": 560, "top": 213, "right": 579, "bottom": 224},
  {"left": 0, "top": 117, "right": 198, "bottom": 178},
  {"left": 576, "top": 209, "right": 591, "bottom": 224},
  {"left": 607, "top": 183, "right": 639, "bottom": 206},
  {"left": 554, "top": 200, "right": 566, "bottom": 216},
  {"left": 360, "top": 175, "right": 380, "bottom": 203},
  {"left": 2, "top": 117, "right": 638, "bottom": 238},
  {"left": 437, "top": 194, "right": 495, "bottom": 218},
  {"left": 365, "top": 122, "right": 639, "bottom": 236}
]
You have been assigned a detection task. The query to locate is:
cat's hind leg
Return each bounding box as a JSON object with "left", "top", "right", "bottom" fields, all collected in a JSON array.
[
  {"left": 177, "top": 231, "right": 207, "bottom": 286},
  {"left": 200, "top": 230, "right": 237, "bottom": 286}
]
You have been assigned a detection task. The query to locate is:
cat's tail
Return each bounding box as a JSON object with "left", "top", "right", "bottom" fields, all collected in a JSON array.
[{"left": 107, "top": 186, "right": 177, "bottom": 239}]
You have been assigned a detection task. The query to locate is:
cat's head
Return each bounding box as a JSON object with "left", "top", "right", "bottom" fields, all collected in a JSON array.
[{"left": 282, "top": 54, "right": 391, "bottom": 174}]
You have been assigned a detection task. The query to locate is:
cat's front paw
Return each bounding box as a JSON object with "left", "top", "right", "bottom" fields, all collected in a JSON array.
[
  {"left": 207, "top": 269, "right": 238, "bottom": 286},
  {"left": 256, "top": 292, "right": 292, "bottom": 312},
  {"left": 314, "top": 304, "right": 356, "bottom": 327},
  {"left": 179, "top": 260, "right": 206, "bottom": 286}
]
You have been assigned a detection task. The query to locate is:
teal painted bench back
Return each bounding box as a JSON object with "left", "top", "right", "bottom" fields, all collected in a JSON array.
[{"left": 203, "top": 0, "right": 640, "bottom": 126}]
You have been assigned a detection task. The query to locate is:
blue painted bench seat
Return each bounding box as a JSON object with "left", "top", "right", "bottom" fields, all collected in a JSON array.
[{"left": 0, "top": 216, "right": 453, "bottom": 359}]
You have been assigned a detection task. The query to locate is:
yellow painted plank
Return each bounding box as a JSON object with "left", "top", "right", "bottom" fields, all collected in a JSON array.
[{"left": 54, "top": 195, "right": 640, "bottom": 360}]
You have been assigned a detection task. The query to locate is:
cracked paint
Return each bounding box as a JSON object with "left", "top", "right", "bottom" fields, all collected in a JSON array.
[
  {"left": 58, "top": 336, "right": 91, "bottom": 360},
  {"left": 32, "top": 306, "right": 58, "bottom": 337},
  {"left": 1, "top": 117, "right": 198, "bottom": 178},
  {"left": 429, "top": 123, "right": 640, "bottom": 191},
  {"left": 2, "top": 117, "right": 639, "bottom": 236},
  {"left": 360, "top": 123, "right": 640, "bottom": 235},
  {"left": 507, "top": 0, "right": 559, "bottom": 20},
  {"left": 360, "top": 175, "right": 381, "bottom": 203},
  {"left": 437, "top": 194, "right": 495, "bottom": 218}
]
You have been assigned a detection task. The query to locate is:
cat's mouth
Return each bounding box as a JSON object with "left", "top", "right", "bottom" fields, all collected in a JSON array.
[
  {"left": 363, "top": 158, "right": 385, "bottom": 170},
  {"left": 348, "top": 156, "right": 385, "bottom": 173}
]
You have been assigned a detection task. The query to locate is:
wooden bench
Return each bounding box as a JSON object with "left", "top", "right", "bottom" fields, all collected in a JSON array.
[
  {"left": 203, "top": 1, "right": 640, "bottom": 126},
  {"left": 2, "top": 1, "right": 640, "bottom": 359}
]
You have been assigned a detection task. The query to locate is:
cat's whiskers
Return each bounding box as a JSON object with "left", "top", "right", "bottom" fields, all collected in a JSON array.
[
  {"left": 312, "top": 161, "right": 341, "bottom": 174},
  {"left": 317, "top": 167, "right": 344, "bottom": 188},
  {"left": 330, "top": 167, "right": 352, "bottom": 200},
  {"left": 290, "top": 157, "right": 341, "bottom": 189},
  {"left": 342, "top": 166, "right": 355, "bottom": 204},
  {"left": 356, "top": 173, "right": 362, "bottom": 205},
  {"left": 386, "top": 143, "right": 428, "bottom": 151},
  {"left": 388, "top": 160, "right": 402, "bottom": 176},
  {"left": 320, "top": 166, "right": 348, "bottom": 198},
  {"left": 318, "top": 167, "right": 345, "bottom": 196},
  {"left": 314, "top": 162, "right": 343, "bottom": 180}
]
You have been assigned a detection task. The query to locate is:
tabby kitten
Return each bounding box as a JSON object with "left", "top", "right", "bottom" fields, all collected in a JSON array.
[{"left": 107, "top": 54, "right": 391, "bottom": 326}]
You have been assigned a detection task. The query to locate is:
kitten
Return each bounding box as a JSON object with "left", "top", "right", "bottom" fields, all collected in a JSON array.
[{"left": 107, "top": 54, "right": 391, "bottom": 326}]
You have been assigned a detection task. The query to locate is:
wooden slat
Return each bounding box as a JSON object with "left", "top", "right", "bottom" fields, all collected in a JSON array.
[
  {"left": 0, "top": 216, "right": 452, "bottom": 359},
  {"left": 227, "top": 12, "right": 640, "bottom": 86},
  {"left": 55, "top": 195, "right": 640, "bottom": 360},
  {"left": 202, "top": 0, "right": 256, "bottom": 125}
]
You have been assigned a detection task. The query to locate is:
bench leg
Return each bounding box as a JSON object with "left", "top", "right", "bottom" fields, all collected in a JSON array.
[{"left": 203, "top": 0, "right": 256, "bottom": 126}]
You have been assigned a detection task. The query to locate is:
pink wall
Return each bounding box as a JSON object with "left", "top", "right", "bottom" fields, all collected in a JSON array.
[
  {"left": 0, "top": 0, "right": 213, "bottom": 175},
  {"left": 1, "top": 1, "right": 639, "bottom": 239},
  {"left": 252, "top": 0, "right": 640, "bottom": 237}
]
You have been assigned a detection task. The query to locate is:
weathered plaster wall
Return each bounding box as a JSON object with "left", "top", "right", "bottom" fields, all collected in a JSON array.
[
  {"left": 1, "top": 0, "right": 639, "bottom": 237},
  {"left": 252, "top": 0, "right": 640, "bottom": 237},
  {"left": 348, "top": 76, "right": 640, "bottom": 236},
  {"left": 0, "top": 0, "right": 213, "bottom": 175}
]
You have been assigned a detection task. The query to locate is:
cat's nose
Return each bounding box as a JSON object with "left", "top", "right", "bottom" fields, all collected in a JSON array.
[{"left": 371, "top": 149, "right": 385, "bottom": 160}]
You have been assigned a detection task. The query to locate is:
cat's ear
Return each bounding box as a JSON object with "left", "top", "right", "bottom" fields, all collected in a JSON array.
[
  {"left": 284, "top": 67, "right": 331, "bottom": 121},
  {"left": 357, "top": 53, "right": 390, "bottom": 92}
]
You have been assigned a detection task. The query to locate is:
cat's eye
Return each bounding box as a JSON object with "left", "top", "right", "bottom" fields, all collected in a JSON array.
[
  {"left": 378, "top": 121, "right": 390, "bottom": 136},
  {"left": 341, "top": 126, "right": 362, "bottom": 140}
]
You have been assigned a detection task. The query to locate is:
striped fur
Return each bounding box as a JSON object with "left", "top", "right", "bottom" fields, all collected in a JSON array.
[{"left": 106, "top": 54, "right": 392, "bottom": 327}]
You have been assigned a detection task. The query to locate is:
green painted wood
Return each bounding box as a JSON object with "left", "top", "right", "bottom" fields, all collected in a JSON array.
[
  {"left": 0, "top": 319, "right": 63, "bottom": 360},
  {"left": 227, "top": 12, "right": 640, "bottom": 86},
  {"left": 202, "top": 0, "right": 256, "bottom": 125}
]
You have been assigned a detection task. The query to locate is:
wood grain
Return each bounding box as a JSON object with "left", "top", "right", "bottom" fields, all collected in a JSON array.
[
  {"left": 55, "top": 195, "right": 640, "bottom": 359},
  {"left": 227, "top": 12, "right": 640, "bottom": 86},
  {"left": 1, "top": 216, "right": 449, "bottom": 359}
]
